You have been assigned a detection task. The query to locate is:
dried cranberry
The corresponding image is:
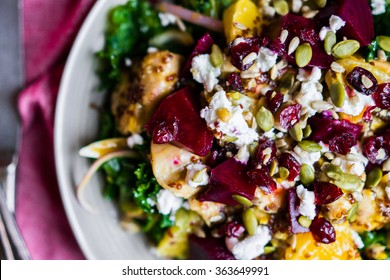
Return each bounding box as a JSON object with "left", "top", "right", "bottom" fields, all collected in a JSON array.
[
  {"left": 183, "top": 33, "right": 214, "bottom": 75},
  {"left": 252, "top": 138, "right": 276, "bottom": 167},
  {"left": 288, "top": 188, "right": 310, "bottom": 234},
  {"left": 328, "top": 132, "right": 355, "bottom": 155},
  {"left": 207, "top": 142, "right": 237, "bottom": 167},
  {"left": 224, "top": 221, "right": 245, "bottom": 238},
  {"left": 279, "top": 104, "right": 302, "bottom": 130},
  {"left": 152, "top": 115, "right": 178, "bottom": 144},
  {"left": 363, "top": 135, "right": 388, "bottom": 164},
  {"left": 309, "top": 216, "right": 336, "bottom": 244},
  {"left": 346, "top": 67, "right": 378, "bottom": 95},
  {"left": 313, "top": 181, "right": 343, "bottom": 205},
  {"left": 373, "top": 83, "right": 390, "bottom": 109},
  {"left": 225, "top": 73, "right": 244, "bottom": 92},
  {"left": 265, "top": 90, "right": 283, "bottom": 113},
  {"left": 362, "top": 106, "right": 376, "bottom": 122},
  {"left": 279, "top": 153, "right": 301, "bottom": 181},
  {"left": 247, "top": 169, "right": 277, "bottom": 194},
  {"left": 230, "top": 37, "right": 261, "bottom": 71}
]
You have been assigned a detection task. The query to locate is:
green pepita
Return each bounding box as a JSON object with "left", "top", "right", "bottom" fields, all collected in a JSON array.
[
  {"left": 377, "top": 36, "right": 390, "bottom": 52},
  {"left": 279, "top": 167, "right": 290, "bottom": 180},
  {"left": 334, "top": 173, "right": 364, "bottom": 192},
  {"left": 314, "top": 0, "right": 327, "bottom": 8},
  {"left": 347, "top": 202, "right": 359, "bottom": 222},
  {"left": 332, "top": 40, "right": 360, "bottom": 59},
  {"left": 273, "top": 0, "right": 289, "bottom": 16},
  {"left": 228, "top": 91, "right": 241, "bottom": 100},
  {"left": 248, "top": 142, "right": 259, "bottom": 159},
  {"left": 242, "top": 208, "right": 258, "bottom": 235},
  {"left": 365, "top": 167, "right": 383, "bottom": 189},
  {"left": 300, "top": 164, "right": 315, "bottom": 186},
  {"left": 326, "top": 164, "right": 344, "bottom": 180},
  {"left": 192, "top": 168, "right": 207, "bottom": 183},
  {"left": 263, "top": 246, "right": 276, "bottom": 254},
  {"left": 330, "top": 82, "right": 346, "bottom": 108},
  {"left": 298, "top": 140, "right": 322, "bottom": 152},
  {"left": 324, "top": 31, "right": 336, "bottom": 54},
  {"left": 303, "top": 125, "right": 312, "bottom": 138},
  {"left": 210, "top": 44, "right": 224, "bottom": 68},
  {"left": 295, "top": 43, "right": 313, "bottom": 68},
  {"left": 289, "top": 123, "right": 303, "bottom": 142},
  {"left": 232, "top": 194, "right": 253, "bottom": 207},
  {"left": 298, "top": 215, "right": 312, "bottom": 228},
  {"left": 256, "top": 106, "right": 274, "bottom": 132}
]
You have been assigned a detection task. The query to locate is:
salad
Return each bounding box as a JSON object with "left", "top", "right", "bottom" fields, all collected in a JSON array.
[{"left": 78, "top": 0, "right": 390, "bottom": 260}]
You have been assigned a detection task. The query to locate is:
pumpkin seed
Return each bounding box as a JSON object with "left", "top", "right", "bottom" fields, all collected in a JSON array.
[
  {"left": 298, "top": 140, "right": 322, "bottom": 152},
  {"left": 263, "top": 246, "right": 276, "bottom": 254},
  {"left": 273, "top": 0, "right": 289, "bottom": 16},
  {"left": 232, "top": 194, "right": 253, "bottom": 207},
  {"left": 210, "top": 44, "right": 224, "bottom": 67},
  {"left": 279, "top": 167, "right": 290, "bottom": 180},
  {"left": 242, "top": 208, "right": 258, "bottom": 235},
  {"left": 192, "top": 168, "right": 207, "bottom": 183},
  {"left": 295, "top": 43, "right": 313, "bottom": 68},
  {"left": 377, "top": 36, "right": 390, "bottom": 52},
  {"left": 289, "top": 123, "right": 303, "bottom": 142},
  {"left": 298, "top": 215, "right": 312, "bottom": 228},
  {"left": 314, "top": 0, "right": 327, "bottom": 8},
  {"left": 326, "top": 163, "right": 344, "bottom": 180},
  {"left": 334, "top": 173, "right": 364, "bottom": 192},
  {"left": 347, "top": 202, "right": 359, "bottom": 222},
  {"left": 365, "top": 167, "right": 383, "bottom": 189},
  {"left": 332, "top": 40, "right": 360, "bottom": 59},
  {"left": 228, "top": 91, "right": 241, "bottom": 100},
  {"left": 324, "top": 31, "right": 336, "bottom": 54},
  {"left": 330, "top": 82, "right": 346, "bottom": 108},
  {"left": 303, "top": 125, "right": 312, "bottom": 138},
  {"left": 300, "top": 164, "right": 315, "bottom": 186},
  {"left": 256, "top": 106, "right": 274, "bottom": 132},
  {"left": 248, "top": 142, "right": 259, "bottom": 158}
]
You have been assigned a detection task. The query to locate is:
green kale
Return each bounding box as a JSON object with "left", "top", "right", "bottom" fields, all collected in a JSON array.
[
  {"left": 133, "top": 163, "right": 161, "bottom": 213},
  {"left": 365, "top": 38, "right": 390, "bottom": 61},
  {"left": 176, "top": 0, "right": 234, "bottom": 19},
  {"left": 372, "top": 0, "right": 390, "bottom": 36},
  {"left": 98, "top": 111, "right": 119, "bottom": 140}
]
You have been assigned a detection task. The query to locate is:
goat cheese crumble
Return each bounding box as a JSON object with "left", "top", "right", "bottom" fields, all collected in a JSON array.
[
  {"left": 293, "top": 145, "right": 321, "bottom": 166},
  {"left": 296, "top": 185, "right": 316, "bottom": 220},
  {"left": 231, "top": 226, "right": 271, "bottom": 260},
  {"left": 191, "top": 54, "right": 221, "bottom": 92},
  {"left": 351, "top": 230, "right": 364, "bottom": 249},
  {"left": 296, "top": 67, "right": 324, "bottom": 117},
  {"left": 319, "top": 15, "right": 346, "bottom": 40},
  {"left": 335, "top": 91, "right": 375, "bottom": 116},
  {"left": 127, "top": 134, "right": 144, "bottom": 148},
  {"left": 156, "top": 189, "right": 183, "bottom": 220},
  {"left": 371, "top": 0, "right": 387, "bottom": 15},
  {"left": 185, "top": 163, "right": 209, "bottom": 188},
  {"left": 158, "top": 13, "right": 177, "bottom": 26},
  {"left": 257, "top": 47, "right": 278, "bottom": 72}
]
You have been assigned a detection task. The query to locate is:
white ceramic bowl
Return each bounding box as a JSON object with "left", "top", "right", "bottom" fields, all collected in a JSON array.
[{"left": 55, "top": 0, "right": 156, "bottom": 260}]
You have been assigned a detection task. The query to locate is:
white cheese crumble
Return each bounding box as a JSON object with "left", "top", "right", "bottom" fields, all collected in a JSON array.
[
  {"left": 293, "top": 145, "right": 321, "bottom": 166},
  {"left": 296, "top": 67, "right": 324, "bottom": 117},
  {"left": 201, "top": 90, "right": 259, "bottom": 148},
  {"left": 371, "top": 0, "right": 387, "bottom": 15},
  {"left": 185, "top": 163, "right": 209, "bottom": 188},
  {"left": 319, "top": 27, "right": 331, "bottom": 41},
  {"left": 126, "top": 134, "right": 144, "bottom": 148},
  {"left": 331, "top": 155, "right": 366, "bottom": 177},
  {"left": 231, "top": 226, "right": 271, "bottom": 260},
  {"left": 257, "top": 47, "right": 278, "bottom": 73},
  {"left": 329, "top": 15, "right": 346, "bottom": 32},
  {"left": 351, "top": 230, "right": 364, "bottom": 249},
  {"left": 156, "top": 189, "right": 183, "bottom": 220},
  {"left": 158, "top": 12, "right": 177, "bottom": 26},
  {"left": 296, "top": 185, "right": 316, "bottom": 220},
  {"left": 191, "top": 54, "right": 221, "bottom": 92},
  {"left": 335, "top": 91, "right": 375, "bottom": 116}
]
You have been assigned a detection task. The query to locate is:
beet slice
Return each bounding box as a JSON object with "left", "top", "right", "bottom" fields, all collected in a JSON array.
[
  {"left": 313, "top": 181, "right": 343, "bottom": 205},
  {"left": 146, "top": 87, "right": 214, "bottom": 156},
  {"left": 189, "top": 235, "right": 235, "bottom": 260},
  {"left": 183, "top": 33, "right": 214, "bottom": 75},
  {"left": 199, "top": 158, "right": 257, "bottom": 205},
  {"left": 279, "top": 153, "right": 301, "bottom": 181},
  {"left": 247, "top": 169, "right": 277, "bottom": 194},
  {"left": 288, "top": 188, "right": 310, "bottom": 234},
  {"left": 315, "top": 0, "right": 374, "bottom": 46}
]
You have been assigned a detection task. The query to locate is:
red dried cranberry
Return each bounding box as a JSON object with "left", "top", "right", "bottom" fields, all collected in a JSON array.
[
  {"left": 247, "top": 169, "right": 277, "bottom": 194},
  {"left": 328, "top": 132, "right": 355, "bottom": 155},
  {"left": 313, "top": 181, "right": 343, "bottom": 205},
  {"left": 309, "top": 216, "right": 336, "bottom": 244},
  {"left": 230, "top": 37, "right": 261, "bottom": 71},
  {"left": 346, "top": 67, "right": 378, "bottom": 95},
  {"left": 207, "top": 142, "right": 237, "bottom": 167},
  {"left": 279, "top": 104, "right": 302, "bottom": 130},
  {"left": 279, "top": 153, "right": 301, "bottom": 181},
  {"left": 373, "top": 83, "right": 390, "bottom": 109},
  {"left": 152, "top": 115, "right": 179, "bottom": 144},
  {"left": 265, "top": 90, "right": 283, "bottom": 113},
  {"left": 225, "top": 72, "right": 244, "bottom": 92},
  {"left": 183, "top": 33, "right": 214, "bottom": 75},
  {"left": 363, "top": 135, "right": 388, "bottom": 164},
  {"left": 362, "top": 106, "right": 376, "bottom": 122},
  {"left": 224, "top": 221, "right": 245, "bottom": 238},
  {"left": 252, "top": 138, "right": 276, "bottom": 167},
  {"left": 288, "top": 188, "right": 310, "bottom": 234}
]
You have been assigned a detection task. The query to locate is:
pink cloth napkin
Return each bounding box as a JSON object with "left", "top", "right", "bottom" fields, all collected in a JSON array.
[{"left": 16, "top": 0, "right": 96, "bottom": 260}]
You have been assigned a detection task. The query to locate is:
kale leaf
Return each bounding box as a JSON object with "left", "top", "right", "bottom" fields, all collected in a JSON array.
[
  {"left": 372, "top": 0, "right": 390, "bottom": 36},
  {"left": 176, "top": 0, "right": 234, "bottom": 19}
]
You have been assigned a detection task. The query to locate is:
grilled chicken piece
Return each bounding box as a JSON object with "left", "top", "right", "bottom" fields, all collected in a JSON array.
[
  {"left": 150, "top": 142, "right": 207, "bottom": 199},
  {"left": 111, "top": 51, "right": 183, "bottom": 134}
]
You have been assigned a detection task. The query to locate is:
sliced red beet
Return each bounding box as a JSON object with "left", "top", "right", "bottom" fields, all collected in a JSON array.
[
  {"left": 189, "top": 235, "right": 235, "bottom": 260},
  {"left": 315, "top": 0, "right": 374, "bottom": 46},
  {"left": 146, "top": 87, "right": 214, "bottom": 156},
  {"left": 346, "top": 67, "right": 378, "bottom": 95},
  {"left": 247, "top": 169, "right": 277, "bottom": 194},
  {"left": 308, "top": 116, "right": 362, "bottom": 155},
  {"left": 199, "top": 158, "right": 257, "bottom": 205},
  {"left": 224, "top": 221, "right": 246, "bottom": 238},
  {"left": 265, "top": 90, "right": 283, "bottom": 113},
  {"left": 279, "top": 153, "right": 301, "bottom": 181},
  {"left": 362, "top": 106, "right": 376, "bottom": 122},
  {"left": 183, "top": 33, "right": 214, "bottom": 75},
  {"left": 271, "top": 13, "right": 333, "bottom": 69},
  {"left": 279, "top": 104, "right": 302, "bottom": 130},
  {"left": 309, "top": 216, "right": 336, "bottom": 244},
  {"left": 373, "top": 83, "right": 390, "bottom": 109},
  {"left": 288, "top": 188, "right": 310, "bottom": 234},
  {"left": 252, "top": 138, "right": 277, "bottom": 167},
  {"left": 313, "top": 181, "right": 343, "bottom": 205}
]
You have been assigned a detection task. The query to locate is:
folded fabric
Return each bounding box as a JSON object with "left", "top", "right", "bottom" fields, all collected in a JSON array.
[{"left": 16, "top": 0, "right": 95, "bottom": 260}]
